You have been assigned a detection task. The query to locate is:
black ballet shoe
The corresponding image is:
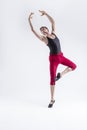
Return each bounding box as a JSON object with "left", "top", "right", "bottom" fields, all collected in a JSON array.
[
  {"left": 48, "top": 100, "right": 55, "bottom": 108},
  {"left": 54, "top": 73, "right": 61, "bottom": 81}
]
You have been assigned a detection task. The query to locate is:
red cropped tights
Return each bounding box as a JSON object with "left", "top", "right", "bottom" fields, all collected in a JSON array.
[{"left": 49, "top": 52, "right": 76, "bottom": 85}]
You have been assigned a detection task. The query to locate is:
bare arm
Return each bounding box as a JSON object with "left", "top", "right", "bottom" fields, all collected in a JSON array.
[
  {"left": 28, "top": 13, "right": 47, "bottom": 43},
  {"left": 39, "top": 10, "right": 55, "bottom": 33}
]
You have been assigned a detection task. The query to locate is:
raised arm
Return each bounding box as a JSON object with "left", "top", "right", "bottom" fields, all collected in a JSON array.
[
  {"left": 28, "top": 13, "right": 46, "bottom": 43},
  {"left": 39, "top": 10, "right": 55, "bottom": 33}
]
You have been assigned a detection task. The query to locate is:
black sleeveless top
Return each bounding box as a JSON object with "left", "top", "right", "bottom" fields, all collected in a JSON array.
[{"left": 47, "top": 33, "right": 61, "bottom": 55}]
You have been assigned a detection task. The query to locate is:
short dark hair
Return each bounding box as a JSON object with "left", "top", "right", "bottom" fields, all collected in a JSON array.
[{"left": 40, "top": 26, "right": 49, "bottom": 31}]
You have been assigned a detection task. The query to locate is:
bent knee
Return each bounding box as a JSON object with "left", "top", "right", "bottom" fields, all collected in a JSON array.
[{"left": 72, "top": 64, "right": 77, "bottom": 70}]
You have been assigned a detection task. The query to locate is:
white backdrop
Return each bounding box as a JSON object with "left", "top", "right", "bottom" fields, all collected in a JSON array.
[{"left": 0, "top": 0, "right": 87, "bottom": 130}]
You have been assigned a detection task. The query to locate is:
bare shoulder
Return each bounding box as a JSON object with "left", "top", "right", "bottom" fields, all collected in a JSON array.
[
  {"left": 51, "top": 30, "right": 56, "bottom": 35},
  {"left": 41, "top": 36, "right": 48, "bottom": 45}
]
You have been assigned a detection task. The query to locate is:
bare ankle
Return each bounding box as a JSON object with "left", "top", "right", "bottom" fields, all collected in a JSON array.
[{"left": 60, "top": 73, "right": 62, "bottom": 77}]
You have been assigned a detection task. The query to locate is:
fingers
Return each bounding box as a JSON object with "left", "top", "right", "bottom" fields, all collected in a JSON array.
[
  {"left": 39, "top": 10, "right": 41, "bottom": 12},
  {"left": 38, "top": 10, "right": 43, "bottom": 16},
  {"left": 29, "top": 12, "right": 34, "bottom": 20},
  {"left": 29, "top": 10, "right": 46, "bottom": 20},
  {"left": 38, "top": 10, "right": 46, "bottom": 16},
  {"left": 30, "top": 12, "right": 34, "bottom": 16},
  {"left": 39, "top": 10, "right": 45, "bottom": 13}
]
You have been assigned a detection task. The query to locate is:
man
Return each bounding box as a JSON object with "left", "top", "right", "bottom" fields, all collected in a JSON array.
[{"left": 28, "top": 10, "right": 77, "bottom": 108}]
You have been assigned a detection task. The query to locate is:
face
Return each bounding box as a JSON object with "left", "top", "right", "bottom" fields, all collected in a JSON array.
[{"left": 40, "top": 27, "right": 49, "bottom": 36}]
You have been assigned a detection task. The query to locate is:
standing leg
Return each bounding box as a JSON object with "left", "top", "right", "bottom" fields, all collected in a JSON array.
[
  {"left": 50, "top": 85, "right": 55, "bottom": 101},
  {"left": 48, "top": 55, "right": 58, "bottom": 108},
  {"left": 48, "top": 85, "right": 55, "bottom": 108}
]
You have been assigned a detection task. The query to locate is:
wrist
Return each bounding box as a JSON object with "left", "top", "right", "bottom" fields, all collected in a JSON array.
[{"left": 44, "top": 12, "right": 47, "bottom": 15}]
